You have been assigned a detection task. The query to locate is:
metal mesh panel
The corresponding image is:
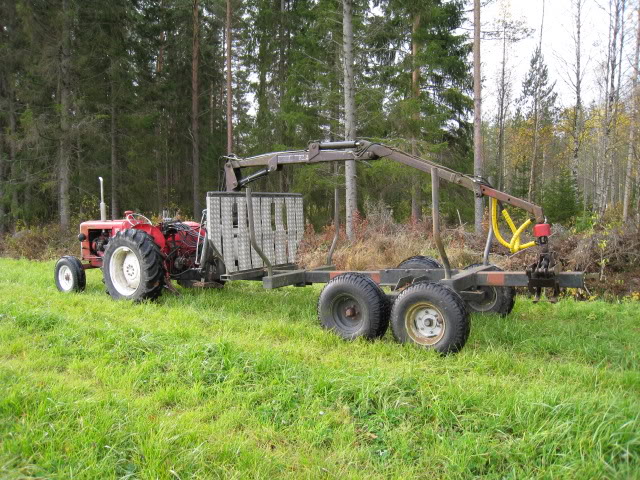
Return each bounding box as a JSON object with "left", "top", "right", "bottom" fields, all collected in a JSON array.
[
  {"left": 221, "top": 196, "right": 236, "bottom": 272},
  {"left": 250, "top": 196, "right": 263, "bottom": 268},
  {"left": 261, "top": 199, "right": 276, "bottom": 264},
  {"left": 285, "top": 197, "right": 297, "bottom": 263},
  {"left": 274, "top": 198, "right": 287, "bottom": 264},
  {"left": 207, "top": 195, "right": 223, "bottom": 254},
  {"left": 294, "top": 197, "right": 304, "bottom": 245},
  {"left": 236, "top": 198, "right": 252, "bottom": 271},
  {"left": 206, "top": 192, "right": 304, "bottom": 273}
]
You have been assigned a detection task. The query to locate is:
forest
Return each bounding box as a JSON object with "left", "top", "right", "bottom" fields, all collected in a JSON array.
[{"left": 0, "top": 0, "right": 638, "bottom": 235}]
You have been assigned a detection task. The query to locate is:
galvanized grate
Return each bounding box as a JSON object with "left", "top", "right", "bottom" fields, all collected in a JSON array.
[{"left": 206, "top": 192, "right": 304, "bottom": 273}]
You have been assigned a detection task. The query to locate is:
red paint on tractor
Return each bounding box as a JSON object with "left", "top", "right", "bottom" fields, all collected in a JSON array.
[
  {"left": 485, "top": 272, "right": 506, "bottom": 286},
  {"left": 133, "top": 224, "right": 166, "bottom": 250},
  {"left": 533, "top": 223, "right": 551, "bottom": 237}
]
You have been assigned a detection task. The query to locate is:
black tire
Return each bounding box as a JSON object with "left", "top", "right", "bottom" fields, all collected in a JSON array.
[
  {"left": 54, "top": 256, "right": 86, "bottom": 293},
  {"left": 317, "top": 273, "right": 388, "bottom": 340},
  {"left": 103, "top": 229, "right": 164, "bottom": 301},
  {"left": 463, "top": 264, "right": 516, "bottom": 316},
  {"left": 396, "top": 255, "right": 443, "bottom": 270},
  {"left": 357, "top": 274, "right": 391, "bottom": 337},
  {"left": 390, "top": 282, "right": 470, "bottom": 354}
]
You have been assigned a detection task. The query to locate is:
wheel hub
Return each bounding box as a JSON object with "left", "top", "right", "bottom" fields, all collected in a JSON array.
[
  {"left": 413, "top": 308, "right": 442, "bottom": 338},
  {"left": 58, "top": 265, "right": 74, "bottom": 291}
]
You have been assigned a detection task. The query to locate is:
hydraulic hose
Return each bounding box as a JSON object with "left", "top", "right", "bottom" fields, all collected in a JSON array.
[{"left": 490, "top": 198, "right": 536, "bottom": 254}]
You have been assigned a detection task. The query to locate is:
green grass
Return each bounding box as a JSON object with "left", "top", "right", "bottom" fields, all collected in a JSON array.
[{"left": 0, "top": 258, "right": 638, "bottom": 479}]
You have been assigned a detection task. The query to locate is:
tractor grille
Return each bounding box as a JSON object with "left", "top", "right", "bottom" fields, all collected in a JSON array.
[{"left": 206, "top": 192, "right": 304, "bottom": 273}]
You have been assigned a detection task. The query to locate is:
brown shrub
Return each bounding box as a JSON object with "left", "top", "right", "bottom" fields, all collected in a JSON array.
[{"left": 0, "top": 224, "right": 77, "bottom": 261}]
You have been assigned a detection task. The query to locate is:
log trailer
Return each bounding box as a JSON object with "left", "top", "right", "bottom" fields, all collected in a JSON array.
[{"left": 55, "top": 140, "right": 585, "bottom": 354}]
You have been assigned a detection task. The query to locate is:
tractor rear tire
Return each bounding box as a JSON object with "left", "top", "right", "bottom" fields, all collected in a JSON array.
[
  {"left": 103, "top": 229, "right": 165, "bottom": 301},
  {"left": 396, "top": 255, "right": 443, "bottom": 270},
  {"left": 463, "top": 264, "right": 515, "bottom": 317},
  {"left": 54, "top": 256, "right": 86, "bottom": 293},
  {"left": 390, "top": 282, "right": 470, "bottom": 354},
  {"left": 318, "top": 273, "right": 388, "bottom": 340}
]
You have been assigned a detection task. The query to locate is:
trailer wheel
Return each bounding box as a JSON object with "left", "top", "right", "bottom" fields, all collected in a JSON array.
[
  {"left": 358, "top": 274, "right": 391, "bottom": 337},
  {"left": 318, "top": 273, "right": 388, "bottom": 340},
  {"left": 463, "top": 264, "right": 515, "bottom": 316},
  {"left": 103, "top": 229, "right": 164, "bottom": 301},
  {"left": 396, "top": 255, "right": 443, "bottom": 270},
  {"left": 54, "top": 256, "right": 86, "bottom": 293},
  {"left": 390, "top": 282, "right": 470, "bottom": 354}
]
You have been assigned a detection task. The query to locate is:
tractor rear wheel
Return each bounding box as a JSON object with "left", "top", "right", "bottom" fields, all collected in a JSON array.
[
  {"left": 317, "top": 273, "right": 388, "bottom": 340},
  {"left": 462, "top": 264, "right": 515, "bottom": 316},
  {"left": 54, "top": 256, "right": 86, "bottom": 293},
  {"left": 103, "top": 229, "right": 164, "bottom": 301},
  {"left": 390, "top": 282, "right": 470, "bottom": 354}
]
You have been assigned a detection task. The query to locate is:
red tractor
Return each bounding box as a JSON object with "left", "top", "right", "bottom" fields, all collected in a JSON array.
[{"left": 54, "top": 178, "right": 223, "bottom": 300}]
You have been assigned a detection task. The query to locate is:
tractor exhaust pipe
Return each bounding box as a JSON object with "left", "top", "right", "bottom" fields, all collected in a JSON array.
[{"left": 99, "top": 177, "right": 107, "bottom": 221}]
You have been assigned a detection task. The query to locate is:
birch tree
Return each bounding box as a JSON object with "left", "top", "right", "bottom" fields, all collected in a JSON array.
[
  {"left": 473, "top": 0, "right": 483, "bottom": 232},
  {"left": 623, "top": 5, "right": 639, "bottom": 223},
  {"left": 344, "top": 0, "right": 357, "bottom": 240}
]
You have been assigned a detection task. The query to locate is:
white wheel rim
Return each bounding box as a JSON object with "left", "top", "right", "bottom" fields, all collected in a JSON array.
[
  {"left": 58, "top": 265, "right": 74, "bottom": 291},
  {"left": 405, "top": 302, "right": 446, "bottom": 345},
  {"left": 109, "top": 246, "right": 141, "bottom": 296}
]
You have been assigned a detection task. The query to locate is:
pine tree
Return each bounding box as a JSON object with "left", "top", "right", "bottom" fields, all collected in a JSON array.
[{"left": 520, "top": 46, "right": 557, "bottom": 202}]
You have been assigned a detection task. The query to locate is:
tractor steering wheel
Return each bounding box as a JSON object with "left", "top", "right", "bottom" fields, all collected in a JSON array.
[{"left": 125, "top": 212, "right": 153, "bottom": 227}]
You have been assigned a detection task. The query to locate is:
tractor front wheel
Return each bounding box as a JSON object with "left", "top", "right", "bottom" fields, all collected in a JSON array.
[
  {"left": 54, "top": 256, "right": 86, "bottom": 293},
  {"left": 103, "top": 229, "right": 164, "bottom": 301}
]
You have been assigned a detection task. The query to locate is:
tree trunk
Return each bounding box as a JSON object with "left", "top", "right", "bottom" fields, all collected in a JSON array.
[
  {"left": 473, "top": 0, "right": 483, "bottom": 232},
  {"left": 343, "top": 0, "right": 357, "bottom": 240},
  {"left": 226, "top": 0, "right": 233, "bottom": 155},
  {"left": 528, "top": 1, "right": 545, "bottom": 202},
  {"left": 496, "top": 20, "right": 508, "bottom": 191},
  {"left": 110, "top": 71, "right": 119, "bottom": 220},
  {"left": 58, "top": 0, "right": 71, "bottom": 230},
  {"left": 411, "top": 14, "right": 422, "bottom": 222},
  {"left": 210, "top": 80, "right": 214, "bottom": 137},
  {"left": 602, "top": 0, "right": 622, "bottom": 213},
  {"left": 8, "top": 81, "right": 18, "bottom": 220},
  {"left": 570, "top": 0, "right": 583, "bottom": 190},
  {"left": 0, "top": 127, "right": 5, "bottom": 235},
  {"left": 528, "top": 95, "right": 540, "bottom": 202},
  {"left": 623, "top": 5, "right": 639, "bottom": 223},
  {"left": 192, "top": 0, "right": 200, "bottom": 217},
  {"left": 612, "top": 0, "right": 626, "bottom": 206}
]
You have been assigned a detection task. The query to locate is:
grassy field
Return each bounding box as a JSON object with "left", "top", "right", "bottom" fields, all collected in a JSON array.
[{"left": 0, "top": 258, "right": 638, "bottom": 479}]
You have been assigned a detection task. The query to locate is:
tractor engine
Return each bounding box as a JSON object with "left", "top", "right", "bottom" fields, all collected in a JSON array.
[{"left": 159, "top": 220, "right": 205, "bottom": 281}]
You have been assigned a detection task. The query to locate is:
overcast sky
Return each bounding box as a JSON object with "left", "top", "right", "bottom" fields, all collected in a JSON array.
[{"left": 474, "top": 0, "right": 635, "bottom": 116}]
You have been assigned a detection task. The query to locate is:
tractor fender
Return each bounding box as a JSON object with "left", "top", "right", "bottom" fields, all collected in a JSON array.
[{"left": 132, "top": 224, "right": 166, "bottom": 251}]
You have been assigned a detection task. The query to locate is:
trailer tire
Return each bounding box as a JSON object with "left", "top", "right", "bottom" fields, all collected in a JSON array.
[
  {"left": 318, "top": 273, "right": 388, "bottom": 340},
  {"left": 54, "top": 256, "right": 86, "bottom": 293},
  {"left": 103, "top": 229, "right": 165, "bottom": 301},
  {"left": 358, "top": 274, "right": 391, "bottom": 337},
  {"left": 462, "top": 264, "right": 515, "bottom": 316},
  {"left": 396, "top": 255, "right": 443, "bottom": 270},
  {"left": 390, "top": 282, "right": 470, "bottom": 354}
]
